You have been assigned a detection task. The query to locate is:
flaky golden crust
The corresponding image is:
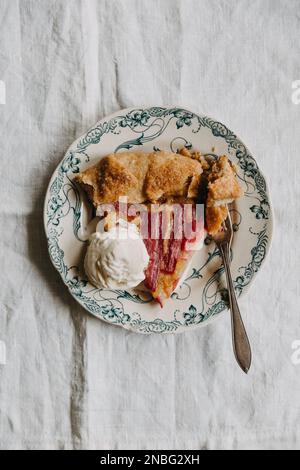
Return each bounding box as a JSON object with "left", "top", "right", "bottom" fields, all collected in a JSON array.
[
  {"left": 204, "top": 156, "right": 244, "bottom": 235},
  {"left": 145, "top": 151, "right": 202, "bottom": 201},
  {"left": 74, "top": 153, "right": 147, "bottom": 205},
  {"left": 74, "top": 151, "right": 203, "bottom": 205},
  {"left": 75, "top": 150, "right": 244, "bottom": 236},
  {"left": 207, "top": 156, "right": 244, "bottom": 204}
]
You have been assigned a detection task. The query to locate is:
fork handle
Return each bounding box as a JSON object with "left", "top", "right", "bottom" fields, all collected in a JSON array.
[{"left": 219, "top": 243, "right": 252, "bottom": 374}]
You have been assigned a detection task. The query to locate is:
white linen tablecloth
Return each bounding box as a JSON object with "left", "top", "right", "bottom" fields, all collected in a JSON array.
[{"left": 0, "top": 0, "right": 300, "bottom": 450}]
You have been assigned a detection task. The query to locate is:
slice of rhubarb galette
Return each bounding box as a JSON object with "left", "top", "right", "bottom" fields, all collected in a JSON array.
[{"left": 74, "top": 149, "right": 244, "bottom": 305}]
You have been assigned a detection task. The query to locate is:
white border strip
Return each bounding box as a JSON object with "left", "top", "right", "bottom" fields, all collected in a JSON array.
[{"left": 0, "top": 80, "right": 6, "bottom": 104}]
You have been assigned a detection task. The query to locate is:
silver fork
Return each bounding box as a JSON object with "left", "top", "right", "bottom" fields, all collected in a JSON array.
[{"left": 213, "top": 208, "right": 252, "bottom": 374}]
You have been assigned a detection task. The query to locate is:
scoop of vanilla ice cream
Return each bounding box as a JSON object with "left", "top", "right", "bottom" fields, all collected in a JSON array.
[{"left": 84, "top": 220, "right": 149, "bottom": 289}]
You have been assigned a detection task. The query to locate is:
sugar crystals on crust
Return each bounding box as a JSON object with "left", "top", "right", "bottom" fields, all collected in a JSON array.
[{"left": 74, "top": 150, "right": 203, "bottom": 205}]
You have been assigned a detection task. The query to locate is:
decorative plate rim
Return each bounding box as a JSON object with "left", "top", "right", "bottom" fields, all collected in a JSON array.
[{"left": 43, "top": 106, "right": 274, "bottom": 334}]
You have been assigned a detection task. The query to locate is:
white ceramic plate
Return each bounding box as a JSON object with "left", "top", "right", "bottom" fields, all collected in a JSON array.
[{"left": 44, "top": 106, "right": 273, "bottom": 334}]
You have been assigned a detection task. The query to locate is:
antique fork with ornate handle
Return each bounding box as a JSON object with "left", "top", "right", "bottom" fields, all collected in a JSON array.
[{"left": 213, "top": 208, "right": 252, "bottom": 374}]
